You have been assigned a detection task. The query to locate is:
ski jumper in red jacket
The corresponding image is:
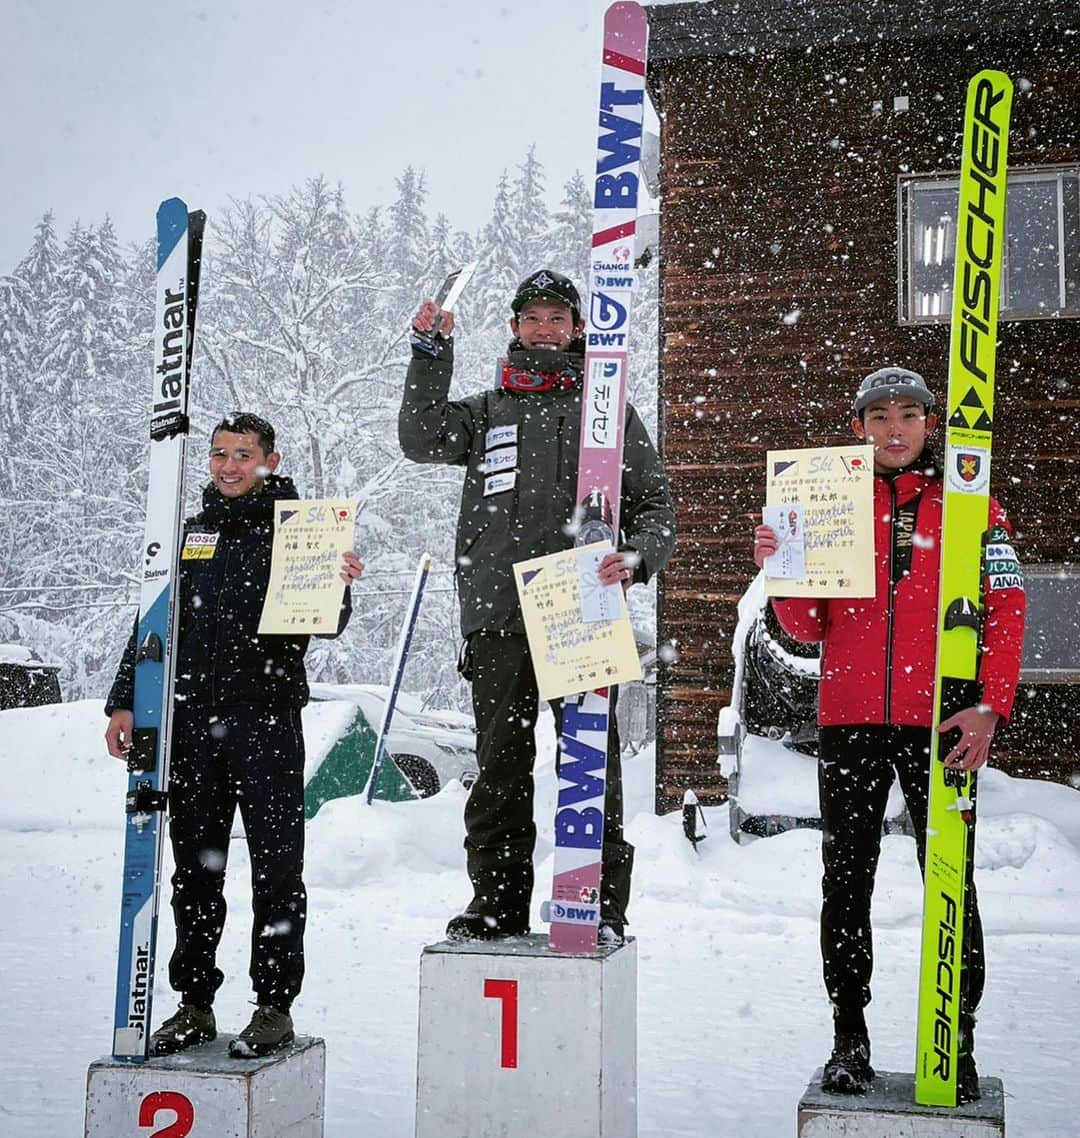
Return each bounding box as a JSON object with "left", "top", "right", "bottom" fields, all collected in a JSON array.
[{"left": 752, "top": 370, "right": 1026, "bottom": 1098}]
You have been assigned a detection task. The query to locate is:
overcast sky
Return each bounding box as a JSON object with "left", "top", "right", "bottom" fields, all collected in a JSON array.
[{"left": 3, "top": 0, "right": 662, "bottom": 271}]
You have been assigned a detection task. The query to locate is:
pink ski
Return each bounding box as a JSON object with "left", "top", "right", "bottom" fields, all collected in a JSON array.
[{"left": 546, "top": 1, "right": 648, "bottom": 953}]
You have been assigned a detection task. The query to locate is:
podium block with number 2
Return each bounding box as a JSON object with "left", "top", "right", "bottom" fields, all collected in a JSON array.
[
  {"left": 415, "top": 935, "right": 637, "bottom": 1138},
  {"left": 84, "top": 1036, "right": 325, "bottom": 1138}
]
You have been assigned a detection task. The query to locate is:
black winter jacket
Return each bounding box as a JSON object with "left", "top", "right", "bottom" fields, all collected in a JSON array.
[
  {"left": 106, "top": 475, "right": 351, "bottom": 714},
  {"left": 399, "top": 340, "right": 676, "bottom": 636}
]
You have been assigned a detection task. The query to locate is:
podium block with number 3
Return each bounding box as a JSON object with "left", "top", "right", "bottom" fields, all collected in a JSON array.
[{"left": 416, "top": 935, "right": 637, "bottom": 1138}]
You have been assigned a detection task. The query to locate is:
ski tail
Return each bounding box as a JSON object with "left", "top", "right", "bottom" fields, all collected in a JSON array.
[
  {"left": 915, "top": 71, "right": 1012, "bottom": 1107},
  {"left": 547, "top": 0, "right": 648, "bottom": 955},
  {"left": 112, "top": 199, "right": 203, "bottom": 1061}
]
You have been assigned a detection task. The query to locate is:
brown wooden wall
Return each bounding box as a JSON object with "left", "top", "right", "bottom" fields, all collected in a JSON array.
[{"left": 650, "top": 25, "right": 1080, "bottom": 813}]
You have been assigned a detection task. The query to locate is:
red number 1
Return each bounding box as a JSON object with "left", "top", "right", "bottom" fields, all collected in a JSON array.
[
  {"left": 138, "top": 1090, "right": 194, "bottom": 1137},
  {"left": 483, "top": 978, "right": 519, "bottom": 1069}
]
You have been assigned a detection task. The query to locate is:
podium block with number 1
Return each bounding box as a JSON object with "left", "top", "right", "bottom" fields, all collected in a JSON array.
[{"left": 415, "top": 935, "right": 637, "bottom": 1138}]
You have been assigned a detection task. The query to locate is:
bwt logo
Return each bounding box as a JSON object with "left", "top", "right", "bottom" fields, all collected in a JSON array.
[
  {"left": 594, "top": 274, "right": 635, "bottom": 290},
  {"left": 549, "top": 901, "right": 599, "bottom": 924},
  {"left": 554, "top": 700, "right": 607, "bottom": 849},
  {"left": 589, "top": 291, "right": 627, "bottom": 332}
]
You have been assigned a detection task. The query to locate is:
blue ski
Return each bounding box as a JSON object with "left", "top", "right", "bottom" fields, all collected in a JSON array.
[{"left": 112, "top": 198, "right": 204, "bottom": 1061}]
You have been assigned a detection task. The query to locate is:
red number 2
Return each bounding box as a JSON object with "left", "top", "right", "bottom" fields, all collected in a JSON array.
[
  {"left": 138, "top": 1091, "right": 195, "bottom": 1137},
  {"left": 483, "top": 978, "right": 519, "bottom": 1069}
]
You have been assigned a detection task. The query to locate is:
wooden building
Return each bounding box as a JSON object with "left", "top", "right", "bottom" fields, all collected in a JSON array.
[{"left": 645, "top": 0, "right": 1080, "bottom": 811}]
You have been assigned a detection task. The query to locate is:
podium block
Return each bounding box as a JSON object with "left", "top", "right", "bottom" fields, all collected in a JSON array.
[
  {"left": 798, "top": 1069, "right": 1005, "bottom": 1137},
  {"left": 85, "top": 1035, "right": 325, "bottom": 1138},
  {"left": 416, "top": 934, "right": 636, "bottom": 1138}
]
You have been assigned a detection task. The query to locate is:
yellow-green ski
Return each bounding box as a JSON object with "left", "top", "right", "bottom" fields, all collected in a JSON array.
[{"left": 915, "top": 70, "right": 1013, "bottom": 1107}]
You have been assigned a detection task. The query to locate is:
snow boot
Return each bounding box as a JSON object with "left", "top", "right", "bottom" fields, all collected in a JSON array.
[
  {"left": 228, "top": 1006, "right": 294, "bottom": 1059},
  {"left": 446, "top": 909, "right": 529, "bottom": 941},
  {"left": 150, "top": 1003, "right": 217, "bottom": 1056},
  {"left": 821, "top": 1031, "right": 875, "bottom": 1094},
  {"left": 598, "top": 922, "right": 625, "bottom": 946}
]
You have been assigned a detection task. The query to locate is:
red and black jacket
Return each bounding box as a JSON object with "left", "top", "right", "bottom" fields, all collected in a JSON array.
[{"left": 772, "top": 455, "right": 1026, "bottom": 728}]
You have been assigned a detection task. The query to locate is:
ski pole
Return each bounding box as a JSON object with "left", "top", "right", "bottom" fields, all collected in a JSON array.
[{"left": 363, "top": 552, "right": 432, "bottom": 804}]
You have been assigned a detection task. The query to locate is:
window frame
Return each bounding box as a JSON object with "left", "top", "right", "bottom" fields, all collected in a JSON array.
[
  {"left": 1019, "top": 564, "right": 1080, "bottom": 685},
  {"left": 897, "top": 163, "right": 1080, "bottom": 325}
]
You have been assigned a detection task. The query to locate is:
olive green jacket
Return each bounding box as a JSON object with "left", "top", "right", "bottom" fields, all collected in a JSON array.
[{"left": 399, "top": 340, "right": 676, "bottom": 636}]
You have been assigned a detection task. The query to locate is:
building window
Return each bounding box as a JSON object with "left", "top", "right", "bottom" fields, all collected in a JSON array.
[
  {"left": 1021, "top": 566, "right": 1080, "bottom": 684},
  {"left": 898, "top": 166, "right": 1080, "bottom": 322}
]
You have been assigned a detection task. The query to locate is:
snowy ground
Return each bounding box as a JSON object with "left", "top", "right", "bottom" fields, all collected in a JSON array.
[{"left": 2, "top": 699, "right": 1079, "bottom": 1137}]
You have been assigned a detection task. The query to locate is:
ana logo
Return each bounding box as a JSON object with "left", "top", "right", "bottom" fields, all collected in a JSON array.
[
  {"left": 530, "top": 271, "right": 554, "bottom": 290},
  {"left": 956, "top": 452, "right": 981, "bottom": 483}
]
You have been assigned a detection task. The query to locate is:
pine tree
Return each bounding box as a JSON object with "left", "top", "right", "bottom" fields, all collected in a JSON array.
[
  {"left": 16, "top": 211, "right": 60, "bottom": 314},
  {"left": 470, "top": 171, "right": 521, "bottom": 335},
  {"left": 547, "top": 171, "right": 593, "bottom": 289},
  {"left": 388, "top": 167, "right": 431, "bottom": 300},
  {"left": 512, "top": 146, "right": 550, "bottom": 272},
  {"left": 0, "top": 274, "right": 34, "bottom": 492}
]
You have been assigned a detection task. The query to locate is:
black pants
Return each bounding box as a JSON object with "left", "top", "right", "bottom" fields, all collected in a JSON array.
[
  {"left": 819, "top": 724, "right": 984, "bottom": 1016},
  {"left": 463, "top": 631, "right": 634, "bottom": 926},
  {"left": 167, "top": 706, "right": 307, "bottom": 1012}
]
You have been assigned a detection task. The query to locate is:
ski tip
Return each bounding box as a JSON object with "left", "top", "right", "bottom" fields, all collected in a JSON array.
[
  {"left": 157, "top": 197, "right": 189, "bottom": 219},
  {"left": 605, "top": 1, "right": 649, "bottom": 55},
  {"left": 683, "top": 788, "right": 698, "bottom": 805},
  {"left": 156, "top": 199, "right": 190, "bottom": 269},
  {"left": 419, "top": 551, "right": 433, "bottom": 569}
]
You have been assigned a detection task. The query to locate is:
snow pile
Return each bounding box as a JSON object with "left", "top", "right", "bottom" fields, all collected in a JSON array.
[
  {"left": 1, "top": 697, "right": 1078, "bottom": 1138},
  {"left": 0, "top": 643, "right": 35, "bottom": 664}
]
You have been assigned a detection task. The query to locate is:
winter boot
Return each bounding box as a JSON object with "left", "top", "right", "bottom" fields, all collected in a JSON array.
[
  {"left": 149, "top": 1003, "right": 217, "bottom": 1056},
  {"left": 598, "top": 922, "right": 625, "bottom": 946},
  {"left": 822, "top": 1032, "right": 875, "bottom": 1094},
  {"left": 446, "top": 908, "right": 529, "bottom": 941},
  {"left": 228, "top": 1006, "right": 295, "bottom": 1059}
]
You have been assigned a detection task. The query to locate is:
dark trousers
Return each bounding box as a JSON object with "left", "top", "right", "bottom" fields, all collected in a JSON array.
[
  {"left": 819, "top": 724, "right": 985, "bottom": 1017},
  {"left": 463, "top": 631, "right": 635, "bottom": 926},
  {"left": 167, "top": 706, "right": 307, "bottom": 1012}
]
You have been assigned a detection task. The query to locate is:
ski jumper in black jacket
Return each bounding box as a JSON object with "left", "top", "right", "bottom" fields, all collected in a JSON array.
[
  {"left": 106, "top": 474, "right": 351, "bottom": 1011},
  {"left": 400, "top": 331, "right": 675, "bottom": 934}
]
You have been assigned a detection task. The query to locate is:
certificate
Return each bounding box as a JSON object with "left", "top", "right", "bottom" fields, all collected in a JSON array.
[
  {"left": 514, "top": 543, "right": 642, "bottom": 701},
  {"left": 257, "top": 499, "right": 357, "bottom": 634},
  {"left": 764, "top": 445, "right": 874, "bottom": 597}
]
